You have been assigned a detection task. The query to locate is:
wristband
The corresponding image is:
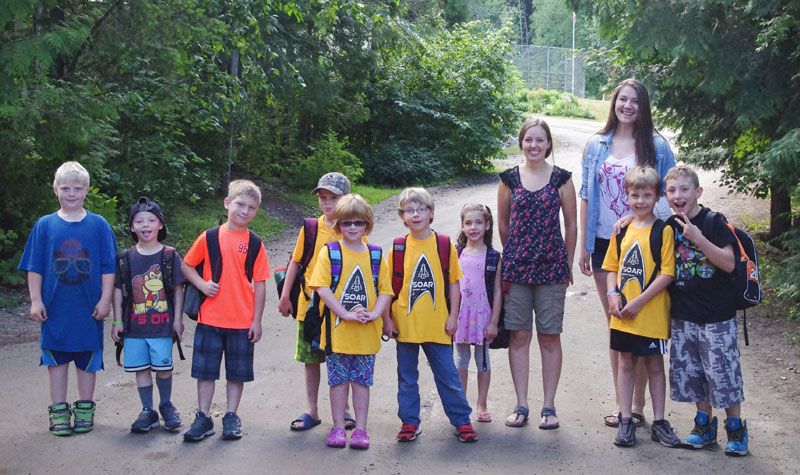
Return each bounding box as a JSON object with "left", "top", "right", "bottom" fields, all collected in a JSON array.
[
  {"left": 606, "top": 289, "right": 620, "bottom": 299},
  {"left": 112, "top": 320, "right": 123, "bottom": 325}
]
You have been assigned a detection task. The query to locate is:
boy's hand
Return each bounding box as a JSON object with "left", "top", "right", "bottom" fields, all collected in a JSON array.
[
  {"left": 277, "top": 295, "right": 293, "bottom": 318},
  {"left": 92, "top": 299, "right": 111, "bottom": 321},
  {"left": 199, "top": 279, "right": 220, "bottom": 298},
  {"left": 173, "top": 318, "right": 184, "bottom": 340},
  {"left": 248, "top": 320, "right": 262, "bottom": 343},
  {"left": 382, "top": 317, "right": 397, "bottom": 339},
  {"left": 484, "top": 322, "right": 498, "bottom": 341},
  {"left": 579, "top": 249, "right": 592, "bottom": 276},
  {"left": 112, "top": 323, "right": 123, "bottom": 342},
  {"left": 445, "top": 314, "right": 458, "bottom": 336},
  {"left": 620, "top": 297, "right": 643, "bottom": 319},
  {"left": 608, "top": 293, "right": 623, "bottom": 318},
  {"left": 29, "top": 300, "right": 47, "bottom": 322},
  {"left": 675, "top": 213, "right": 703, "bottom": 244}
]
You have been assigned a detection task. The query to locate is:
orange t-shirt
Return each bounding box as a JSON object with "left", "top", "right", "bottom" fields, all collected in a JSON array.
[{"left": 184, "top": 226, "right": 270, "bottom": 329}]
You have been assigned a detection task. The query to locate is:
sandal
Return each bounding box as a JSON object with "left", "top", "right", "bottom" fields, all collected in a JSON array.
[
  {"left": 476, "top": 411, "right": 492, "bottom": 423},
  {"left": 455, "top": 423, "right": 478, "bottom": 443},
  {"left": 290, "top": 413, "right": 321, "bottom": 431},
  {"left": 505, "top": 406, "right": 529, "bottom": 428},
  {"left": 344, "top": 411, "right": 356, "bottom": 431},
  {"left": 604, "top": 412, "right": 621, "bottom": 428},
  {"left": 631, "top": 412, "right": 645, "bottom": 428},
  {"left": 539, "top": 407, "right": 560, "bottom": 430}
]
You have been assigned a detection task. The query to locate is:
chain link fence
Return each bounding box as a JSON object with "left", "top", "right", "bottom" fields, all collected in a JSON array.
[{"left": 511, "top": 45, "right": 586, "bottom": 97}]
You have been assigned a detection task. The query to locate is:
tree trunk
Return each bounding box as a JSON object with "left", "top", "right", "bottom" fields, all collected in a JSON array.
[{"left": 769, "top": 180, "right": 791, "bottom": 242}]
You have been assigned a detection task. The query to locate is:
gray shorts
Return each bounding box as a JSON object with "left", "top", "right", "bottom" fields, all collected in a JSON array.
[
  {"left": 503, "top": 282, "right": 566, "bottom": 334},
  {"left": 669, "top": 318, "right": 745, "bottom": 409}
]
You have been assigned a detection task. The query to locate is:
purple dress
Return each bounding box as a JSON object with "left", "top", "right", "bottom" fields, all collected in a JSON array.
[
  {"left": 500, "top": 165, "right": 571, "bottom": 285},
  {"left": 454, "top": 250, "right": 492, "bottom": 345}
]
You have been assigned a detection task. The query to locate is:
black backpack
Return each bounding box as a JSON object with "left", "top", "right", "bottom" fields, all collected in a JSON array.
[
  {"left": 274, "top": 218, "right": 318, "bottom": 318},
  {"left": 115, "top": 246, "right": 185, "bottom": 365}
]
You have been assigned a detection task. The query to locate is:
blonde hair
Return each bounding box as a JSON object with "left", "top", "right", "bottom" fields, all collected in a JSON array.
[
  {"left": 456, "top": 203, "right": 494, "bottom": 249},
  {"left": 53, "top": 161, "right": 90, "bottom": 189},
  {"left": 624, "top": 166, "right": 661, "bottom": 195},
  {"left": 664, "top": 164, "right": 700, "bottom": 189},
  {"left": 333, "top": 194, "right": 374, "bottom": 235},
  {"left": 397, "top": 187, "right": 435, "bottom": 223},
  {"left": 227, "top": 179, "right": 262, "bottom": 204}
]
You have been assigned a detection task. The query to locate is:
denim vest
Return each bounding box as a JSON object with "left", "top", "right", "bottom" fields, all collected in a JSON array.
[{"left": 579, "top": 130, "right": 676, "bottom": 253}]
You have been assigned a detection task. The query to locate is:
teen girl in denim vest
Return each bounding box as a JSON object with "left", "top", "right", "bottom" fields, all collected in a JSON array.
[{"left": 578, "top": 78, "right": 675, "bottom": 429}]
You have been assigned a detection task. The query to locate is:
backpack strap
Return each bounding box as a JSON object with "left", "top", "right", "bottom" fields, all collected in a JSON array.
[
  {"left": 391, "top": 236, "right": 407, "bottom": 302},
  {"left": 367, "top": 244, "right": 382, "bottom": 295},
  {"left": 484, "top": 248, "right": 500, "bottom": 310},
  {"left": 434, "top": 232, "right": 452, "bottom": 313},
  {"left": 205, "top": 227, "right": 223, "bottom": 283},
  {"left": 116, "top": 249, "right": 131, "bottom": 367},
  {"left": 323, "top": 241, "right": 344, "bottom": 356},
  {"left": 160, "top": 246, "right": 186, "bottom": 361},
  {"left": 297, "top": 218, "right": 319, "bottom": 299},
  {"left": 244, "top": 230, "right": 263, "bottom": 282}
]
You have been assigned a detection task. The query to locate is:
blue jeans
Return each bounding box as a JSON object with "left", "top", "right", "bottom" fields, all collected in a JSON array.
[{"left": 396, "top": 342, "right": 472, "bottom": 427}]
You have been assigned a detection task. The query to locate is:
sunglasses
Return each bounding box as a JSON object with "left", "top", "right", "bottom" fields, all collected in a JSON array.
[{"left": 340, "top": 220, "right": 367, "bottom": 228}]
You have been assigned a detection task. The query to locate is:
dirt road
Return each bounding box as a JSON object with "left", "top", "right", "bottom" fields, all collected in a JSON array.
[{"left": 2, "top": 117, "right": 797, "bottom": 474}]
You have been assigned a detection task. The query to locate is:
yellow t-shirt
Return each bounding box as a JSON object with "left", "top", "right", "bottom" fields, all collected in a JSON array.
[
  {"left": 388, "top": 233, "right": 464, "bottom": 345},
  {"left": 602, "top": 223, "right": 675, "bottom": 339},
  {"left": 290, "top": 216, "right": 340, "bottom": 322},
  {"left": 308, "top": 242, "right": 393, "bottom": 355}
]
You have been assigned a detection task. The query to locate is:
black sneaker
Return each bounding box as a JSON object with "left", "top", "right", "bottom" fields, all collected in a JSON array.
[
  {"left": 183, "top": 411, "right": 214, "bottom": 442},
  {"left": 131, "top": 408, "right": 160, "bottom": 433},
  {"left": 222, "top": 412, "right": 243, "bottom": 440},
  {"left": 651, "top": 419, "right": 681, "bottom": 447},
  {"left": 159, "top": 402, "right": 182, "bottom": 431},
  {"left": 614, "top": 416, "right": 637, "bottom": 447}
]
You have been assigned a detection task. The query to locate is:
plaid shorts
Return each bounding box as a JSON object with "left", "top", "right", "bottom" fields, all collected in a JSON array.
[
  {"left": 670, "top": 318, "right": 744, "bottom": 408},
  {"left": 326, "top": 353, "right": 375, "bottom": 387},
  {"left": 191, "top": 323, "right": 254, "bottom": 382},
  {"left": 294, "top": 321, "right": 325, "bottom": 364}
]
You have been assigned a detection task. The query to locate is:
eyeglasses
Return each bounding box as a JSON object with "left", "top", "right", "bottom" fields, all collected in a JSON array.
[
  {"left": 340, "top": 220, "right": 367, "bottom": 228},
  {"left": 401, "top": 205, "right": 429, "bottom": 215}
]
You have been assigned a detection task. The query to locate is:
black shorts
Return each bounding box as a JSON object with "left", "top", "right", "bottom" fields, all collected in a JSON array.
[
  {"left": 591, "top": 237, "right": 610, "bottom": 272},
  {"left": 610, "top": 329, "right": 667, "bottom": 356}
]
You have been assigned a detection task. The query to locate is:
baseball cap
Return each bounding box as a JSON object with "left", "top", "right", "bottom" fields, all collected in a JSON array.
[
  {"left": 129, "top": 196, "right": 167, "bottom": 242},
  {"left": 312, "top": 172, "right": 351, "bottom": 196}
]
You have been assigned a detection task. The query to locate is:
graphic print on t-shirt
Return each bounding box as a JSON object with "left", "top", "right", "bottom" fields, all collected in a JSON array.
[
  {"left": 130, "top": 264, "right": 170, "bottom": 328},
  {"left": 408, "top": 254, "right": 436, "bottom": 314},
  {"left": 54, "top": 239, "right": 91, "bottom": 285},
  {"left": 674, "top": 230, "right": 714, "bottom": 283},
  {"left": 619, "top": 240, "right": 646, "bottom": 293},
  {"left": 339, "top": 265, "right": 368, "bottom": 327}
]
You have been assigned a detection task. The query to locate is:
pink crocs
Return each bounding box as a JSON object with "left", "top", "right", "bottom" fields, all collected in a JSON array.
[
  {"left": 349, "top": 428, "right": 370, "bottom": 450},
  {"left": 326, "top": 427, "right": 346, "bottom": 448}
]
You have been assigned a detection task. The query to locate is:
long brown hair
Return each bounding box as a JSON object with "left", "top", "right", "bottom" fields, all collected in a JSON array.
[
  {"left": 599, "top": 78, "right": 657, "bottom": 167},
  {"left": 456, "top": 203, "right": 494, "bottom": 249}
]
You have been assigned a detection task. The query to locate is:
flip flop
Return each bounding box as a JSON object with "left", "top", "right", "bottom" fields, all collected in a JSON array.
[
  {"left": 539, "top": 407, "right": 560, "bottom": 430},
  {"left": 290, "top": 413, "right": 321, "bottom": 431},
  {"left": 631, "top": 412, "right": 645, "bottom": 428},
  {"left": 344, "top": 411, "right": 356, "bottom": 431},
  {"left": 505, "top": 406, "right": 529, "bottom": 428},
  {"left": 604, "top": 412, "right": 621, "bottom": 428},
  {"left": 476, "top": 411, "right": 492, "bottom": 423}
]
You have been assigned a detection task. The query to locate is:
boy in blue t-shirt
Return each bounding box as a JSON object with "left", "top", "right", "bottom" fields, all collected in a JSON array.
[
  {"left": 18, "top": 161, "right": 117, "bottom": 436},
  {"left": 112, "top": 197, "right": 185, "bottom": 434}
]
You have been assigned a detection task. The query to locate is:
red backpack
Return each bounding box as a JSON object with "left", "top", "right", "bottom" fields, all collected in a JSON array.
[{"left": 391, "top": 232, "right": 452, "bottom": 312}]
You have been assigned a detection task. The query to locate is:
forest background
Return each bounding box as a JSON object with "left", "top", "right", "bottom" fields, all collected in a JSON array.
[{"left": 1, "top": 0, "right": 799, "bottom": 322}]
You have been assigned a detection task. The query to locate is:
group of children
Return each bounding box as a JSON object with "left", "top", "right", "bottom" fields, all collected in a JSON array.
[{"left": 19, "top": 146, "right": 748, "bottom": 455}]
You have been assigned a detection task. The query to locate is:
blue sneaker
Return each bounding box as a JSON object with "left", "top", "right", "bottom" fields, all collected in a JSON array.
[
  {"left": 681, "top": 413, "right": 717, "bottom": 449},
  {"left": 131, "top": 408, "right": 160, "bottom": 433},
  {"left": 222, "top": 412, "right": 243, "bottom": 440},
  {"left": 724, "top": 418, "right": 749, "bottom": 456},
  {"left": 183, "top": 411, "right": 214, "bottom": 442},
  {"left": 159, "top": 401, "right": 182, "bottom": 431}
]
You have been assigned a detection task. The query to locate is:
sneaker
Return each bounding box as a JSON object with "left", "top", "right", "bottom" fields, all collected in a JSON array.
[
  {"left": 455, "top": 423, "right": 478, "bottom": 443},
  {"left": 349, "top": 428, "right": 370, "bottom": 450},
  {"left": 724, "top": 418, "right": 749, "bottom": 456},
  {"left": 72, "top": 400, "right": 95, "bottom": 434},
  {"left": 159, "top": 402, "right": 182, "bottom": 431},
  {"left": 682, "top": 414, "right": 718, "bottom": 449},
  {"left": 131, "top": 408, "right": 160, "bottom": 433},
  {"left": 651, "top": 419, "right": 681, "bottom": 447},
  {"left": 396, "top": 423, "right": 421, "bottom": 442},
  {"left": 614, "top": 416, "right": 637, "bottom": 447},
  {"left": 48, "top": 402, "right": 72, "bottom": 437},
  {"left": 326, "top": 427, "right": 347, "bottom": 448},
  {"left": 222, "top": 412, "right": 243, "bottom": 440},
  {"left": 183, "top": 411, "right": 215, "bottom": 442}
]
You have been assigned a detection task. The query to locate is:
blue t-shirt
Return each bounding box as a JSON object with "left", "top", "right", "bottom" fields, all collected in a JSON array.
[{"left": 18, "top": 211, "right": 117, "bottom": 351}]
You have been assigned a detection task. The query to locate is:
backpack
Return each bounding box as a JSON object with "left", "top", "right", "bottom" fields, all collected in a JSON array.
[
  {"left": 702, "top": 210, "right": 761, "bottom": 345},
  {"left": 274, "top": 218, "right": 318, "bottom": 318},
  {"left": 390, "top": 232, "right": 452, "bottom": 312},
  {"left": 302, "top": 242, "right": 383, "bottom": 355},
  {"left": 456, "top": 246, "right": 508, "bottom": 353},
  {"left": 615, "top": 219, "right": 667, "bottom": 300},
  {"left": 183, "top": 226, "right": 263, "bottom": 321},
  {"left": 115, "top": 246, "right": 185, "bottom": 366}
]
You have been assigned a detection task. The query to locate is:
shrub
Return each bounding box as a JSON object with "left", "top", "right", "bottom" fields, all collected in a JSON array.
[{"left": 290, "top": 132, "right": 363, "bottom": 190}]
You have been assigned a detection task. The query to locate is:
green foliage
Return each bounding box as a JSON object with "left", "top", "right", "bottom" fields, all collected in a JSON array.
[
  {"left": 290, "top": 132, "right": 363, "bottom": 190},
  {"left": 518, "top": 88, "right": 594, "bottom": 118}
]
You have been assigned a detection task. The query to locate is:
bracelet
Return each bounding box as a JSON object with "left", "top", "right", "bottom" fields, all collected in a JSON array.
[
  {"left": 606, "top": 289, "right": 620, "bottom": 299},
  {"left": 112, "top": 320, "right": 123, "bottom": 325}
]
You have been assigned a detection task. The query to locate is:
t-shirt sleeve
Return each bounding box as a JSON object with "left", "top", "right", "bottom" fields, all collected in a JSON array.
[
  {"left": 601, "top": 234, "right": 620, "bottom": 273},
  {"left": 308, "top": 247, "right": 332, "bottom": 290},
  {"left": 448, "top": 242, "right": 463, "bottom": 283},
  {"left": 172, "top": 249, "right": 185, "bottom": 285},
  {"left": 18, "top": 217, "right": 45, "bottom": 273},
  {"left": 708, "top": 213, "right": 736, "bottom": 249},
  {"left": 252, "top": 244, "right": 270, "bottom": 282},
  {"left": 99, "top": 218, "right": 118, "bottom": 275},
  {"left": 660, "top": 225, "right": 675, "bottom": 278},
  {"left": 289, "top": 226, "right": 306, "bottom": 264},
  {"left": 183, "top": 232, "right": 207, "bottom": 267},
  {"left": 378, "top": 257, "right": 393, "bottom": 296}
]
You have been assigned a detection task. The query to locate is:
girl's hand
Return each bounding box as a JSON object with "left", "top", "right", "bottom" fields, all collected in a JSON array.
[
  {"left": 567, "top": 269, "right": 574, "bottom": 287},
  {"left": 579, "top": 249, "right": 592, "bottom": 276},
  {"left": 484, "top": 322, "right": 498, "bottom": 341},
  {"left": 112, "top": 323, "right": 123, "bottom": 342}
]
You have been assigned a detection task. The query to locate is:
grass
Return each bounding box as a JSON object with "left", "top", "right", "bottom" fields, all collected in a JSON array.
[
  {"left": 578, "top": 97, "right": 609, "bottom": 121},
  {"left": 0, "top": 291, "right": 23, "bottom": 310}
]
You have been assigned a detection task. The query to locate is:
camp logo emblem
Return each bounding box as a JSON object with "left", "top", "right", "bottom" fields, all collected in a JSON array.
[
  {"left": 339, "top": 265, "right": 368, "bottom": 326},
  {"left": 408, "top": 254, "right": 435, "bottom": 314},
  {"left": 619, "top": 240, "right": 646, "bottom": 293}
]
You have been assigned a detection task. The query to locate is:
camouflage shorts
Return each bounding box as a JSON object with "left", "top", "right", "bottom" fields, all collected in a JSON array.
[
  {"left": 669, "top": 318, "right": 745, "bottom": 408},
  {"left": 294, "top": 321, "right": 326, "bottom": 364}
]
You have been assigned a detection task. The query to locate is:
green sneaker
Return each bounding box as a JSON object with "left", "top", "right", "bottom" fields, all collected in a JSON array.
[
  {"left": 72, "top": 400, "right": 96, "bottom": 434},
  {"left": 48, "top": 402, "right": 72, "bottom": 436}
]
